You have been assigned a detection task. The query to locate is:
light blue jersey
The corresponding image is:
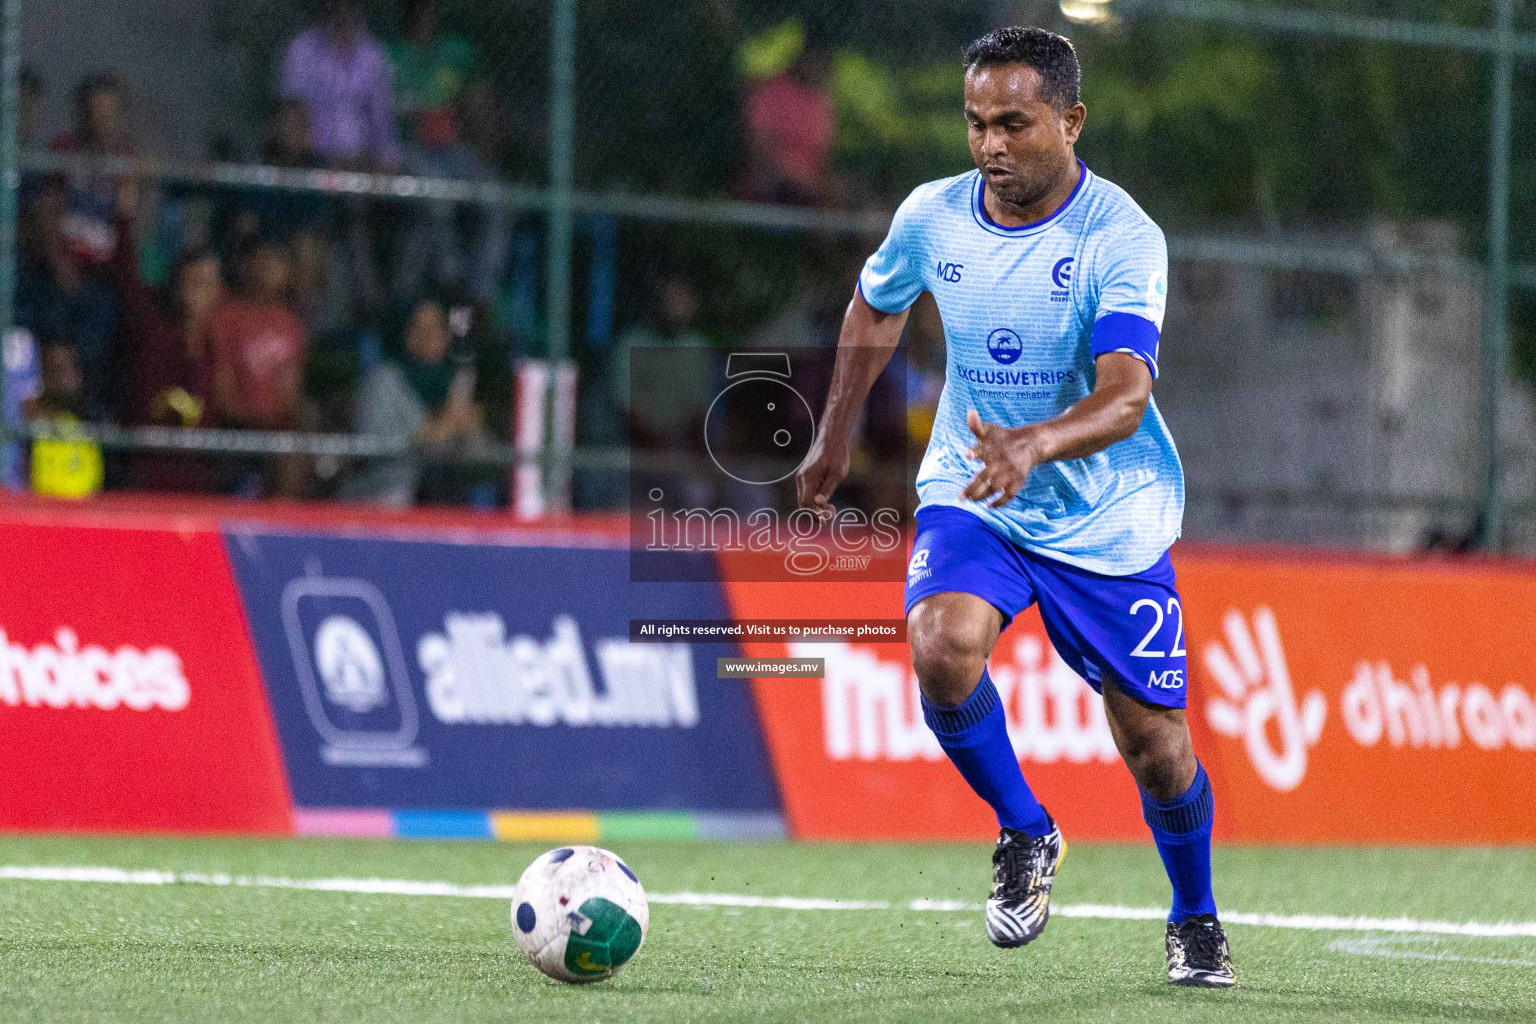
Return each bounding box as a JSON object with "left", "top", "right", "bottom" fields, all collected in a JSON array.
[{"left": 860, "top": 162, "right": 1182, "bottom": 576}]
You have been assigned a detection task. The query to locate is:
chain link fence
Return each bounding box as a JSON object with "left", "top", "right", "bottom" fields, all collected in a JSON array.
[{"left": 5, "top": 0, "right": 1535, "bottom": 552}]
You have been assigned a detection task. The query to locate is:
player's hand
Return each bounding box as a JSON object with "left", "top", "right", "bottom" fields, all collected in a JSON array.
[
  {"left": 796, "top": 430, "right": 849, "bottom": 520},
  {"left": 963, "top": 409, "right": 1041, "bottom": 509}
]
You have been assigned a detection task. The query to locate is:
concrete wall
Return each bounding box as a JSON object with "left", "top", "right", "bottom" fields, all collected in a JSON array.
[
  {"left": 1156, "top": 223, "right": 1515, "bottom": 552},
  {"left": 20, "top": 0, "right": 253, "bottom": 159}
]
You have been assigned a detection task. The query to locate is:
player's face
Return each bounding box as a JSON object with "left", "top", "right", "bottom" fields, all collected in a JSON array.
[{"left": 964, "top": 64, "right": 1085, "bottom": 210}]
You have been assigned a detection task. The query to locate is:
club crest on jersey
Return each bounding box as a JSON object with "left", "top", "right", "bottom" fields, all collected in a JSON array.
[
  {"left": 986, "top": 328, "right": 1023, "bottom": 365},
  {"left": 907, "top": 547, "right": 931, "bottom": 583},
  {"left": 1051, "top": 257, "right": 1074, "bottom": 303}
]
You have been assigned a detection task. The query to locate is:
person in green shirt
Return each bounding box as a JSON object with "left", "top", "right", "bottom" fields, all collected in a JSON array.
[
  {"left": 340, "top": 295, "right": 489, "bottom": 506},
  {"left": 388, "top": 0, "right": 509, "bottom": 305}
]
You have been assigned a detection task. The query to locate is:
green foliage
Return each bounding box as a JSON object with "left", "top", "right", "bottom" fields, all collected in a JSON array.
[{"left": 832, "top": 53, "right": 972, "bottom": 194}]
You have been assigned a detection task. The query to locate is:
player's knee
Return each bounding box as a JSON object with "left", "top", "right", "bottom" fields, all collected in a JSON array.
[
  {"left": 908, "top": 608, "right": 989, "bottom": 706},
  {"left": 1121, "top": 727, "right": 1192, "bottom": 800}
]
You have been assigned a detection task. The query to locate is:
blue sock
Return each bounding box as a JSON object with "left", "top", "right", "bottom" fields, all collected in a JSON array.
[
  {"left": 1140, "top": 762, "right": 1218, "bottom": 924},
  {"left": 922, "top": 668, "right": 1051, "bottom": 836}
]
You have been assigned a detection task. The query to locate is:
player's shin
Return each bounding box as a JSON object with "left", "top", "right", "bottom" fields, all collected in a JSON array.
[
  {"left": 921, "top": 668, "right": 1051, "bottom": 836},
  {"left": 1139, "top": 761, "right": 1218, "bottom": 924}
]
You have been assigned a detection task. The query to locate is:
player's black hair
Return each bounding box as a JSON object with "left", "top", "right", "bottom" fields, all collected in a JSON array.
[{"left": 963, "top": 27, "right": 1081, "bottom": 110}]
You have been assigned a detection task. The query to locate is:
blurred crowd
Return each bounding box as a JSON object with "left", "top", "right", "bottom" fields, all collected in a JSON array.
[{"left": 12, "top": 0, "right": 919, "bottom": 509}]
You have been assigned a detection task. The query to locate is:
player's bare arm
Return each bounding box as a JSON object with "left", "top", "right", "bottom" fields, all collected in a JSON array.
[
  {"left": 795, "top": 289, "right": 908, "bottom": 518},
  {"left": 962, "top": 351, "right": 1152, "bottom": 508}
]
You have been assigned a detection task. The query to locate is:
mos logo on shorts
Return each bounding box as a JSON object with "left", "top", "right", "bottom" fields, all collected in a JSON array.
[{"left": 986, "top": 328, "right": 1023, "bottom": 365}]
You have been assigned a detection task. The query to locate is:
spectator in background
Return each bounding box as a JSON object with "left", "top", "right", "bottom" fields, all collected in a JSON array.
[
  {"left": 388, "top": 0, "right": 510, "bottom": 305},
  {"left": 23, "top": 341, "right": 104, "bottom": 500},
  {"left": 18, "top": 67, "right": 46, "bottom": 205},
  {"left": 229, "top": 100, "right": 328, "bottom": 247},
  {"left": 607, "top": 272, "right": 716, "bottom": 507},
  {"left": 212, "top": 236, "right": 310, "bottom": 496},
  {"left": 15, "top": 188, "right": 67, "bottom": 344},
  {"left": 226, "top": 101, "right": 350, "bottom": 340},
  {"left": 37, "top": 72, "right": 146, "bottom": 422},
  {"left": 113, "top": 175, "right": 224, "bottom": 493},
  {"left": 15, "top": 183, "right": 120, "bottom": 423},
  {"left": 340, "top": 296, "right": 487, "bottom": 506},
  {"left": 609, "top": 273, "right": 714, "bottom": 449},
  {"left": 280, "top": 0, "right": 399, "bottom": 318},
  {"left": 738, "top": 46, "right": 836, "bottom": 206},
  {"left": 456, "top": 75, "right": 515, "bottom": 180},
  {"left": 280, "top": 0, "right": 399, "bottom": 171},
  {"left": 49, "top": 73, "right": 143, "bottom": 267}
]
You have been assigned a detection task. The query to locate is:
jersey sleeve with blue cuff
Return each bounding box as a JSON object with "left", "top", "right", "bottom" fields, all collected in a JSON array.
[{"left": 1088, "top": 220, "right": 1168, "bottom": 379}]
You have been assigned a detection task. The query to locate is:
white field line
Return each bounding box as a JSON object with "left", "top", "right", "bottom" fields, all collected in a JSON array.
[
  {"left": 3, "top": 865, "right": 1535, "bottom": 940},
  {"left": 1330, "top": 937, "right": 1536, "bottom": 967}
]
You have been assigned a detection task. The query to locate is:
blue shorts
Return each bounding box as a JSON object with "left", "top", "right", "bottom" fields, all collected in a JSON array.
[{"left": 904, "top": 506, "right": 1189, "bottom": 709}]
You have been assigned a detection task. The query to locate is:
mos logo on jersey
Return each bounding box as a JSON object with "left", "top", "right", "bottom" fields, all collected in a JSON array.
[{"left": 986, "top": 328, "right": 1023, "bottom": 365}]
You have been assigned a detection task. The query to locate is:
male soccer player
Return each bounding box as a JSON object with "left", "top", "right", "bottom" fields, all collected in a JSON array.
[{"left": 796, "top": 27, "right": 1234, "bottom": 987}]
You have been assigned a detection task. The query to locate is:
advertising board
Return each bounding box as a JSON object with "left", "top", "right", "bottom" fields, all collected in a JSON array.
[
  {"left": 726, "top": 549, "right": 1536, "bottom": 843},
  {"left": 225, "top": 529, "right": 780, "bottom": 814},
  {"left": 0, "top": 515, "right": 291, "bottom": 832}
]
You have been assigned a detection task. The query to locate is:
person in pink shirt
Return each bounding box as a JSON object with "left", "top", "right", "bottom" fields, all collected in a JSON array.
[
  {"left": 279, "top": 0, "right": 399, "bottom": 317},
  {"left": 212, "top": 237, "right": 308, "bottom": 433},
  {"left": 212, "top": 236, "right": 311, "bottom": 496},
  {"left": 739, "top": 47, "right": 836, "bottom": 206}
]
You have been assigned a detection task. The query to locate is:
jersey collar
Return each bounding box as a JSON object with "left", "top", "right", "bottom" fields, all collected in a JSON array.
[{"left": 970, "top": 160, "right": 1091, "bottom": 238}]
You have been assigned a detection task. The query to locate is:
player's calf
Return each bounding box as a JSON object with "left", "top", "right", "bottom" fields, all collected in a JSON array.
[
  {"left": 1101, "top": 683, "right": 1231, "bottom": 984},
  {"left": 909, "top": 593, "right": 1061, "bottom": 945},
  {"left": 1101, "top": 682, "right": 1197, "bottom": 801}
]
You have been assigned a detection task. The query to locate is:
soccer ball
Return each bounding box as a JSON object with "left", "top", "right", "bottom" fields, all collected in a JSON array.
[{"left": 510, "top": 845, "right": 649, "bottom": 983}]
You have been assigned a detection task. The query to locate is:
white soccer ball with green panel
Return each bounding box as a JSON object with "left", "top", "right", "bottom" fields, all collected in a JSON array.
[{"left": 511, "top": 845, "right": 649, "bottom": 983}]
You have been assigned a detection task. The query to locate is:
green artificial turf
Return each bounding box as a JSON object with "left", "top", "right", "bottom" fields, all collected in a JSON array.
[{"left": 0, "top": 834, "right": 1532, "bottom": 1023}]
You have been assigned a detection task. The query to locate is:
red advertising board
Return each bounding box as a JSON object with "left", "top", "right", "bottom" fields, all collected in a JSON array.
[
  {"left": 0, "top": 513, "right": 292, "bottom": 833},
  {"left": 725, "top": 548, "right": 1536, "bottom": 844},
  {"left": 1177, "top": 549, "right": 1536, "bottom": 844},
  {"left": 723, "top": 572, "right": 1145, "bottom": 841}
]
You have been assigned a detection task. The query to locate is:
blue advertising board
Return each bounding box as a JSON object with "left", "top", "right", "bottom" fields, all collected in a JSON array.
[{"left": 223, "top": 528, "right": 780, "bottom": 813}]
